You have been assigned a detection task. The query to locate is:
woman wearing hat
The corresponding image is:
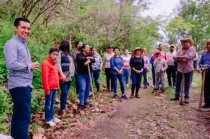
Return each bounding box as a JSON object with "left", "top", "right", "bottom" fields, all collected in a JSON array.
[
  {"left": 129, "top": 47, "right": 144, "bottom": 98},
  {"left": 103, "top": 45, "right": 114, "bottom": 92},
  {"left": 198, "top": 40, "right": 210, "bottom": 108}
]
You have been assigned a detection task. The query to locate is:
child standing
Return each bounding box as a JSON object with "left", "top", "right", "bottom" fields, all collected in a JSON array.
[
  {"left": 42, "top": 48, "right": 61, "bottom": 127},
  {"left": 152, "top": 52, "right": 168, "bottom": 95}
]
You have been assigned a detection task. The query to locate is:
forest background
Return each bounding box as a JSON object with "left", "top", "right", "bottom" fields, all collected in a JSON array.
[{"left": 0, "top": 0, "right": 210, "bottom": 134}]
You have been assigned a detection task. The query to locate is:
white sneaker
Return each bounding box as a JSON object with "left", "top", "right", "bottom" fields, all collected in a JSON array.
[
  {"left": 46, "top": 120, "right": 56, "bottom": 127},
  {"left": 53, "top": 117, "right": 61, "bottom": 123}
]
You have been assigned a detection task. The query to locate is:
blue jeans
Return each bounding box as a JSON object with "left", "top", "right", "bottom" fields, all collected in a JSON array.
[
  {"left": 142, "top": 69, "right": 148, "bottom": 86},
  {"left": 60, "top": 81, "right": 72, "bottom": 110},
  {"left": 78, "top": 74, "right": 91, "bottom": 105},
  {"left": 123, "top": 69, "right": 130, "bottom": 84},
  {"left": 131, "top": 71, "right": 143, "bottom": 95},
  {"left": 175, "top": 71, "right": 193, "bottom": 98},
  {"left": 45, "top": 89, "right": 57, "bottom": 122},
  {"left": 92, "top": 70, "right": 100, "bottom": 91},
  {"left": 9, "top": 86, "right": 32, "bottom": 139},
  {"left": 113, "top": 74, "right": 125, "bottom": 95}
]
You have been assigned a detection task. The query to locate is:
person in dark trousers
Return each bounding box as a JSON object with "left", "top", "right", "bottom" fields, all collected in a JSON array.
[
  {"left": 76, "top": 44, "right": 95, "bottom": 110},
  {"left": 171, "top": 38, "right": 196, "bottom": 103},
  {"left": 198, "top": 40, "right": 210, "bottom": 108},
  {"left": 57, "top": 40, "right": 75, "bottom": 116},
  {"left": 130, "top": 47, "right": 144, "bottom": 98},
  {"left": 3, "top": 17, "right": 40, "bottom": 139},
  {"left": 150, "top": 55, "right": 155, "bottom": 87},
  {"left": 42, "top": 48, "right": 61, "bottom": 127},
  {"left": 110, "top": 47, "right": 127, "bottom": 99},
  {"left": 90, "top": 47, "right": 103, "bottom": 92},
  {"left": 71, "top": 41, "right": 83, "bottom": 94},
  {"left": 103, "top": 46, "right": 114, "bottom": 92},
  {"left": 166, "top": 44, "right": 177, "bottom": 88}
]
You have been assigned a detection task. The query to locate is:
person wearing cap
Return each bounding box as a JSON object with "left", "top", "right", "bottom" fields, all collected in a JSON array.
[
  {"left": 153, "top": 44, "right": 168, "bottom": 61},
  {"left": 129, "top": 47, "right": 144, "bottom": 98},
  {"left": 166, "top": 44, "right": 177, "bottom": 88},
  {"left": 198, "top": 40, "right": 210, "bottom": 108},
  {"left": 110, "top": 47, "right": 127, "bottom": 99},
  {"left": 171, "top": 38, "right": 196, "bottom": 103},
  {"left": 121, "top": 49, "right": 131, "bottom": 87},
  {"left": 103, "top": 45, "right": 114, "bottom": 92},
  {"left": 152, "top": 52, "right": 168, "bottom": 95}
]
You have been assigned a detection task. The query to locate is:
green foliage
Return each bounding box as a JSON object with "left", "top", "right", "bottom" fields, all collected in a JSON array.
[{"left": 0, "top": 89, "right": 12, "bottom": 134}]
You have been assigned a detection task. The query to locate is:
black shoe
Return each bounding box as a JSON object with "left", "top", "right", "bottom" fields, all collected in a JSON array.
[
  {"left": 122, "top": 95, "right": 128, "bottom": 99},
  {"left": 202, "top": 104, "right": 210, "bottom": 108},
  {"left": 78, "top": 105, "right": 84, "bottom": 110},
  {"left": 113, "top": 94, "right": 118, "bottom": 99},
  {"left": 130, "top": 94, "right": 134, "bottom": 98},
  {"left": 135, "top": 94, "right": 140, "bottom": 98},
  {"left": 84, "top": 102, "right": 89, "bottom": 108},
  {"left": 170, "top": 97, "right": 179, "bottom": 101},
  {"left": 184, "top": 98, "right": 189, "bottom": 104}
]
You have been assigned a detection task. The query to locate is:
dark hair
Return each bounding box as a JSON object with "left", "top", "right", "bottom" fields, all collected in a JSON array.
[
  {"left": 75, "top": 41, "right": 82, "bottom": 48},
  {"left": 49, "top": 47, "right": 59, "bottom": 54},
  {"left": 90, "top": 47, "right": 96, "bottom": 51},
  {"left": 158, "top": 44, "right": 162, "bottom": 47},
  {"left": 114, "top": 47, "right": 120, "bottom": 51},
  {"left": 59, "top": 40, "right": 70, "bottom": 55},
  {"left": 80, "top": 44, "right": 88, "bottom": 51},
  {"left": 14, "top": 17, "right": 30, "bottom": 27}
]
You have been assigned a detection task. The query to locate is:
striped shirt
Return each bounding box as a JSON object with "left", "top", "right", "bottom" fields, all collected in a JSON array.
[{"left": 4, "top": 35, "right": 33, "bottom": 90}]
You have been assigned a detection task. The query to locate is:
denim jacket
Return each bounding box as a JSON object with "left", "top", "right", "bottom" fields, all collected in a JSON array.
[{"left": 110, "top": 55, "right": 124, "bottom": 75}]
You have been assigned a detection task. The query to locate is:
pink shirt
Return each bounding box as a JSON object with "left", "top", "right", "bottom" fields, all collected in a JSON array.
[
  {"left": 153, "top": 50, "right": 167, "bottom": 61},
  {"left": 176, "top": 47, "right": 196, "bottom": 73},
  {"left": 121, "top": 54, "right": 131, "bottom": 69}
]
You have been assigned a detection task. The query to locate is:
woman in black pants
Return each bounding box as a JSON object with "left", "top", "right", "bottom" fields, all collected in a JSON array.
[
  {"left": 103, "top": 46, "right": 114, "bottom": 92},
  {"left": 130, "top": 47, "right": 144, "bottom": 98}
]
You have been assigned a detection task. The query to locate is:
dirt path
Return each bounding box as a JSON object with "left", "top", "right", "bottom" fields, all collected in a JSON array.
[{"left": 64, "top": 86, "right": 210, "bottom": 139}]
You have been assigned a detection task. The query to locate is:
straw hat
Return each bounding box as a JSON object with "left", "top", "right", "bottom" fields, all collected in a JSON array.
[
  {"left": 134, "top": 47, "right": 141, "bottom": 52},
  {"left": 180, "top": 38, "right": 193, "bottom": 46},
  {"left": 169, "top": 44, "right": 176, "bottom": 48}
]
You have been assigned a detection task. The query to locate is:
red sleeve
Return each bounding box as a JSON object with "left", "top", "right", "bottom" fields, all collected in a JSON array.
[
  {"left": 42, "top": 62, "right": 50, "bottom": 95},
  {"left": 153, "top": 52, "right": 157, "bottom": 60},
  {"left": 164, "top": 52, "right": 168, "bottom": 61}
]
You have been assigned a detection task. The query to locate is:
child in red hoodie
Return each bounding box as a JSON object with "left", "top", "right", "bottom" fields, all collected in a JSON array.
[{"left": 42, "top": 48, "right": 61, "bottom": 127}]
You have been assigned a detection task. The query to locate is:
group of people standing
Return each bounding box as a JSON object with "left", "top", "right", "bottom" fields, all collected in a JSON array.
[{"left": 3, "top": 17, "right": 210, "bottom": 139}]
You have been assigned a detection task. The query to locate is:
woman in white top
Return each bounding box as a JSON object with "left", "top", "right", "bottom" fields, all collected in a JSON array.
[
  {"left": 103, "top": 45, "right": 114, "bottom": 92},
  {"left": 121, "top": 49, "right": 131, "bottom": 87}
]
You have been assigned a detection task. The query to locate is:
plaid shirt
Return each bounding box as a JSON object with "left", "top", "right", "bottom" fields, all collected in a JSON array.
[{"left": 4, "top": 35, "right": 33, "bottom": 90}]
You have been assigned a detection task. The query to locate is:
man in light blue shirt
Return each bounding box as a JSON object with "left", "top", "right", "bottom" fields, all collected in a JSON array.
[
  {"left": 110, "top": 47, "right": 127, "bottom": 99},
  {"left": 4, "top": 17, "right": 39, "bottom": 139}
]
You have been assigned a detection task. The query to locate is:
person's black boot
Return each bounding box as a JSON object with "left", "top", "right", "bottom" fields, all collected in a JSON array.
[{"left": 170, "top": 96, "right": 179, "bottom": 101}]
